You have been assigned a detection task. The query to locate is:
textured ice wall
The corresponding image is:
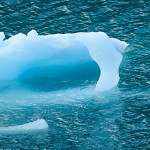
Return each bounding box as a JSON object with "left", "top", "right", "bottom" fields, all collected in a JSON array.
[
  {"left": 0, "top": 30, "right": 128, "bottom": 91},
  {"left": 0, "top": 119, "right": 48, "bottom": 134}
]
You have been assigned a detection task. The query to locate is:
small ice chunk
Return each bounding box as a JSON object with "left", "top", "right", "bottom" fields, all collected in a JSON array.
[{"left": 0, "top": 119, "right": 48, "bottom": 134}]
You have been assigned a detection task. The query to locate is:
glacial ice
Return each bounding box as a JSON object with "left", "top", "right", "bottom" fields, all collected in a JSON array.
[
  {"left": 0, "top": 119, "right": 48, "bottom": 134},
  {"left": 0, "top": 30, "right": 128, "bottom": 91},
  {"left": 0, "top": 32, "right": 5, "bottom": 41}
]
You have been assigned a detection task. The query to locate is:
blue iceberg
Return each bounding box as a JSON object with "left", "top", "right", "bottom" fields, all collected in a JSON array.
[{"left": 0, "top": 30, "right": 128, "bottom": 91}]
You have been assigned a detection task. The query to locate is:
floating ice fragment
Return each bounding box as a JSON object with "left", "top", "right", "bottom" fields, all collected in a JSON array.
[{"left": 0, "top": 119, "right": 48, "bottom": 134}]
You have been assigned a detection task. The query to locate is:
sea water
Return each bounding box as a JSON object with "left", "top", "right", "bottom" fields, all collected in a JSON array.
[{"left": 0, "top": 0, "right": 149, "bottom": 149}]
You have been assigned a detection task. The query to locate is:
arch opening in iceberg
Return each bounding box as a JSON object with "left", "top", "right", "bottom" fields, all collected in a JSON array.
[
  {"left": 17, "top": 61, "right": 100, "bottom": 92},
  {"left": 0, "top": 30, "right": 128, "bottom": 91}
]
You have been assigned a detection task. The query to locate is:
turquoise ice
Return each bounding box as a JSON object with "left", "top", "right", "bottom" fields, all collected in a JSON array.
[{"left": 0, "top": 30, "right": 128, "bottom": 91}]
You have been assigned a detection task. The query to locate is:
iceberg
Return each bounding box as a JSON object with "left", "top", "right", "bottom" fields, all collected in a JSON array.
[
  {"left": 0, "top": 30, "right": 128, "bottom": 91},
  {"left": 0, "top": 119, "right": 48, "bottom": 134}
]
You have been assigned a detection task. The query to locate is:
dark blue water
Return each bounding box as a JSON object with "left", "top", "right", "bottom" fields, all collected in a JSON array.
[{"left": 0, "top": 0, "right": 150, "bottom": 149}]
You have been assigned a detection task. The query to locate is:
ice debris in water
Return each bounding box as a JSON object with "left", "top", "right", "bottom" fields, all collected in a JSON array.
[
  {"left": 0, "top": 119, "right": 48, "bottom": 134},
  {"left": 0, "top": 30, "right": 128, "bottom": 91}
]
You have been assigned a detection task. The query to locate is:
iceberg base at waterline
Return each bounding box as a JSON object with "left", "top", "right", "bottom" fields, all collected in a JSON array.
[
  {"left": 0, "top": 30, "right": 128, "bottom": 91},
  {"left": 0, "top": 119, "right": 48, "bottom": 134}
]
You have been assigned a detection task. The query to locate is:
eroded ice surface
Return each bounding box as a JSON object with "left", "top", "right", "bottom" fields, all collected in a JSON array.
[
  {"left": 0, "top": 119, "right": 48, "bottom": 134},
  {"left": 0, "top": 30, "right": 128, "bottom": 91}
]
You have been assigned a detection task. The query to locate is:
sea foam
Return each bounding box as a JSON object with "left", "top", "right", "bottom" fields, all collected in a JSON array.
[{"left": 0, "top": 30, "right": 128, "bottom": 91}]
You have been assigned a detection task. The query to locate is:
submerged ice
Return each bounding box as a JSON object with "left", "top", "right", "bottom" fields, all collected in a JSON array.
[{"left": 0, "top": 30, "right": 128, "bottom": 91}]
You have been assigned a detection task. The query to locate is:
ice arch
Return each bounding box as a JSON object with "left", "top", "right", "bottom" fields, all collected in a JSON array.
[{"left": 0, "top": 30, "right": 128, "bottom": 91}]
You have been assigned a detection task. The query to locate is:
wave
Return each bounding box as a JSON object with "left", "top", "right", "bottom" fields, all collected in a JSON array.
[{"left": 0, "top": 30, "right": 128, "bottom": 91}]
